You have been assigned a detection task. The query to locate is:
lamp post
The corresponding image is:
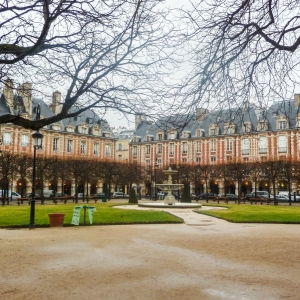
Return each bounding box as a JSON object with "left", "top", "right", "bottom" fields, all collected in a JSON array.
[
  {"left": 29, "top": 129, "right": 43, "bottom": 229},
  {"left": 154, "top": 162, "right": 158, "bottom": 201}
]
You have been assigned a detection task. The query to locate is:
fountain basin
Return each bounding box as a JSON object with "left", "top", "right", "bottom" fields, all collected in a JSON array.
[
  {"left": 156, "top": 184, "right": 183, "bottom": 191},
  {"left": 138, "top": 202, "right": 202, "bottom": 208}
]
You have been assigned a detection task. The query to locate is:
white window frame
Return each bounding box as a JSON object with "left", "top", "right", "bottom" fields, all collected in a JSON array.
[
  {"left": 146, "top": 144, "right": 150, "bottom": 155},
  {"left": 133, "top": 146, "right": 137, "bottom": 156},
  {"left": 182, "top": 142, "right": 187, "bottom": 154},
  {"left": 157, "top": 144, "right": 162, "bottom": 154},
  {"left": 278, "top": 136, "right": 287, "bottom": 152},
  {"left": 3, "top": 132, "right": 11, "bottom": 145},
  {"left": 242, "top": 138, "right": 250, "bottom": 155},
  {"left": 210, "top": 139, "right": 216, "bottom": 152},
  {"left": 105, "top": 144, "right": 111, "bottom": 157},
  {"left": 279, "top": 121, "right": 286, "bottom": 129},
  {"left": 118, "top": 143, "right": 123, "bottom": 150},
  {"left": 53, "top": 138, "right": 59, "bottom": 152},
  {"left": 196, "top": 141, "right": 201, "bottom": 153},
  {"left": 259, "top": 137, "right": 267, "bottom": 154},
  {"left": 80, "top": 141, "right": 86, "bottom": 154},
  {"left": 94, "top": 143, "right": 99, "bottom": 155},
  {"left": 67, "top": 140, "right": 73, "bottom": 153},
  {"left": 226, "top": 138, "right": 233, "bottom": 151},
  {"left": 169, "top": 143, "right": 174, "bottom": 155},
  {"left": 21, "top": 134, "right": 29, "bottom": 147}
]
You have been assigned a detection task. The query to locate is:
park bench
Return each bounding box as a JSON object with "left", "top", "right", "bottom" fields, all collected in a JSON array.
[
  {"left": 85, "top": 197, "right": 98, "bottom": 204},
  {"left": 248, "top": 197, "right": 270, "bottom": 205},
  {"left": 17, "top": 197, "right": 42, "bottom": 205}
]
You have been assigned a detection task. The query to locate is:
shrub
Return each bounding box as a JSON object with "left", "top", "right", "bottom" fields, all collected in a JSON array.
[
  {"left": 128, "top": 187, "right": 138, "bottom": 204},
  {"left": 181, "top": 184, "right": 191, "bottom": 203}
]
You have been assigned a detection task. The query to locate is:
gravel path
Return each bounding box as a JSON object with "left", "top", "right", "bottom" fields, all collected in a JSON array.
[{"left": 0, "top": 206, "right": 299, "bottom": 300}]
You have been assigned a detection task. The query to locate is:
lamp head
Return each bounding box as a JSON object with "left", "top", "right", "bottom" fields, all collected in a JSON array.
[{"left": 32, "top": 130, "right": 43, "bottom": 148}]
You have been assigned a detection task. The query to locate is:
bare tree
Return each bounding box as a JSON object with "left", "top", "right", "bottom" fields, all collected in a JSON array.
[
  {"left": 0, "top": 0, "right": 180, "bottom": 129},
  {"left": 180, "top": 0, "right": 300, "bottom": 113}
]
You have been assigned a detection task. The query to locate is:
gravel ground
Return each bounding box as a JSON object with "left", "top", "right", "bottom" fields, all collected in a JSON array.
[{"left": 0, "top": 206, "right": 299, "bottom": 300}]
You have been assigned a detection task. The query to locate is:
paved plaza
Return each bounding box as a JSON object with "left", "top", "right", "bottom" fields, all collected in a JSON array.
[{"left": 0, "top": 206, "right": 299, "bottom": 300}]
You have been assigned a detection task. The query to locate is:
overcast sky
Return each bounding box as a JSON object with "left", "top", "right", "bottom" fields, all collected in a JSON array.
[{"left": 105, "top": 0, "right": 192, "bottom": 130}]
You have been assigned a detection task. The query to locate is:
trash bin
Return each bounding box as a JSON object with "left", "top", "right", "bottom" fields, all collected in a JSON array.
[
  {"left": 102, "top": 197, "right": 107, "bottom": 202},
  {"left": 48, "top": 213, "right": 65, "bottom": 227}
]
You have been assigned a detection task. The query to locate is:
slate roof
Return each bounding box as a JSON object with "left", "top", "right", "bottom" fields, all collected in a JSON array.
[
  {"left": 0, "top": 91, "right": 113, "bottom": 135},
  {"left": 133, "top": 100, "right": 300, "bottom": 142}
]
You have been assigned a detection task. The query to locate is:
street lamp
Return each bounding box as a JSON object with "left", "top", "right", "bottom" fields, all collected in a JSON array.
[
  {"left": 154, "top": 162, "right": 158, "bottom": 201},
  {"left": 29, "top": 129, "right": 43, "bottom": 229}
]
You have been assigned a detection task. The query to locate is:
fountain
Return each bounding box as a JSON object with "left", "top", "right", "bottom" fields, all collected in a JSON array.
[{"left": 138, "top": 167, "right": 201, "bottom": 208}]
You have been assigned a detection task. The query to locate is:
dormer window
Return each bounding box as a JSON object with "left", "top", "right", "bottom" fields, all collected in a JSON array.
[
  {"left": 227, "top": 127, "right": 233, "bottom": 134},
  {"left": 182, "top": 131, "right": 191, "bottom": 139},
  {"left": 105, "top": 132, "right": 111, "bottom": 138},
  {"left": 279, "top": 121, "right": 286, "bottom": 129},
  {"left": 168, "top": 131, "right": 177, "bottom": 140},
  {"left": 156, "top": 131, "right": 164, "bottom": 141},
  {"left": 258, "top": 121, "right": 268, "bottom": 131},
  {"left": 195, "top": 129, "right": 202, "bottom": 137},
  {"left": 133, "top": 136, "right": 141, "bottom": 143},
  {"left": 276, "top": 115, "right": 289, "bottom": 130},
  {"left": 224, "top": 123, "right": 235, "bottom": 135},
  {"left": 146, "top": 135, "right": 153, "bottom": 142},
  {"left": 82, "top": 127, "right": 87, "bottom": 134},
  {"left": 243, "top": 122, "right": 251, "bottom": 133}
]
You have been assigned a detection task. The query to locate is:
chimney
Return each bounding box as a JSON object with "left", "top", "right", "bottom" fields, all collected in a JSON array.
[
  {"left": 135, "top": 113, "right": 145, "bottom": 129},
  {"left": 3, "top": 78, "right": 14, "bottom": 113},
  {"left": 196, "top": 108, "right": 209, "bottom": 122},
  {"left": 17, "top": 82, "right": 32, "bottom": 115},
  {"left": 50, "top": 91, "right": 61, "bottom": 114},
  {"left": 294, "top": 94, "right": 300, "bottom": 107}
]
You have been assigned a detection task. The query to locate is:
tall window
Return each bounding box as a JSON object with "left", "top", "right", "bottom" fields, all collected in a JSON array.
[
  {"left": 278, "top": 136, "right": 287, "bottom": 152},
  {"left": 94, "top": 143, "right": 99, "bottom": 155},
  {"left": 182, "top": 142, "right": 187, "bottom": 154},
  {"left": 169, "top": 132, "right": 175, "bottom": 139},
  {"left": 158, "top": 133, "right": 163, "bottom": 140},
  {"left": 196, "top": 141, "right": 201, "bottom": 153},
  {"left": 67, "top": 140, "right": 73, "bottom": 152},
  {"left": 53, "top": 138, "right": 59, "bottom": 151},
  {"left": 146, "top": 145, "right": 150, "bottom": 154},
  {"left": 210, "top": 139, "right": 216, "bottom": 152},
  {"left": 3, "top": 132, "right": 11, "bottom": 145},
  {"left": 133, "top": 146, "right": 137, "bottom": 155},
  {"left": 226, "top": 138, "right": 233, "bottom": 151},
  {"left": 118, "top": 143, "right": 123, "bottom": 150},
  {"left": 82, "top": 127, "right": 87, "bottom": 134},
  {"left": 196, "top": 130, "right": 201, "bottom": 137},
  {"left": 210, "top": 128, "right": 216, "bottom": 135},
  {"left": 242, "top": 138, "right": 249, "bottom": 155},
  {"left": 105, "top": 144, "right": 111, "bottom": 157},
  {"left": 157, "top": 159, "right": 162, "bottom": 168},
  {"left": 259, "top": 137, "right": 267, "bottom": 153},
  {"left": 157, "top": 144, "right": 162, "bottom": 154},
  {"left": 169, "top": 143, "right": 174, "bottom": 155},
  {"left": 21, "top": 134, "right": 28, "bottom": 146},
  {"left": 81, "top": 141, "right": 86, "bottom": 154}
]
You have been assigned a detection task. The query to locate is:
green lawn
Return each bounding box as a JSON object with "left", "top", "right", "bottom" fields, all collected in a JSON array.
[
  {"left": 0, "top": 203, "right": 183, "bottom": 228},
  {"left": 197, "top": 204, "right": 300, "bottom": 223}
]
